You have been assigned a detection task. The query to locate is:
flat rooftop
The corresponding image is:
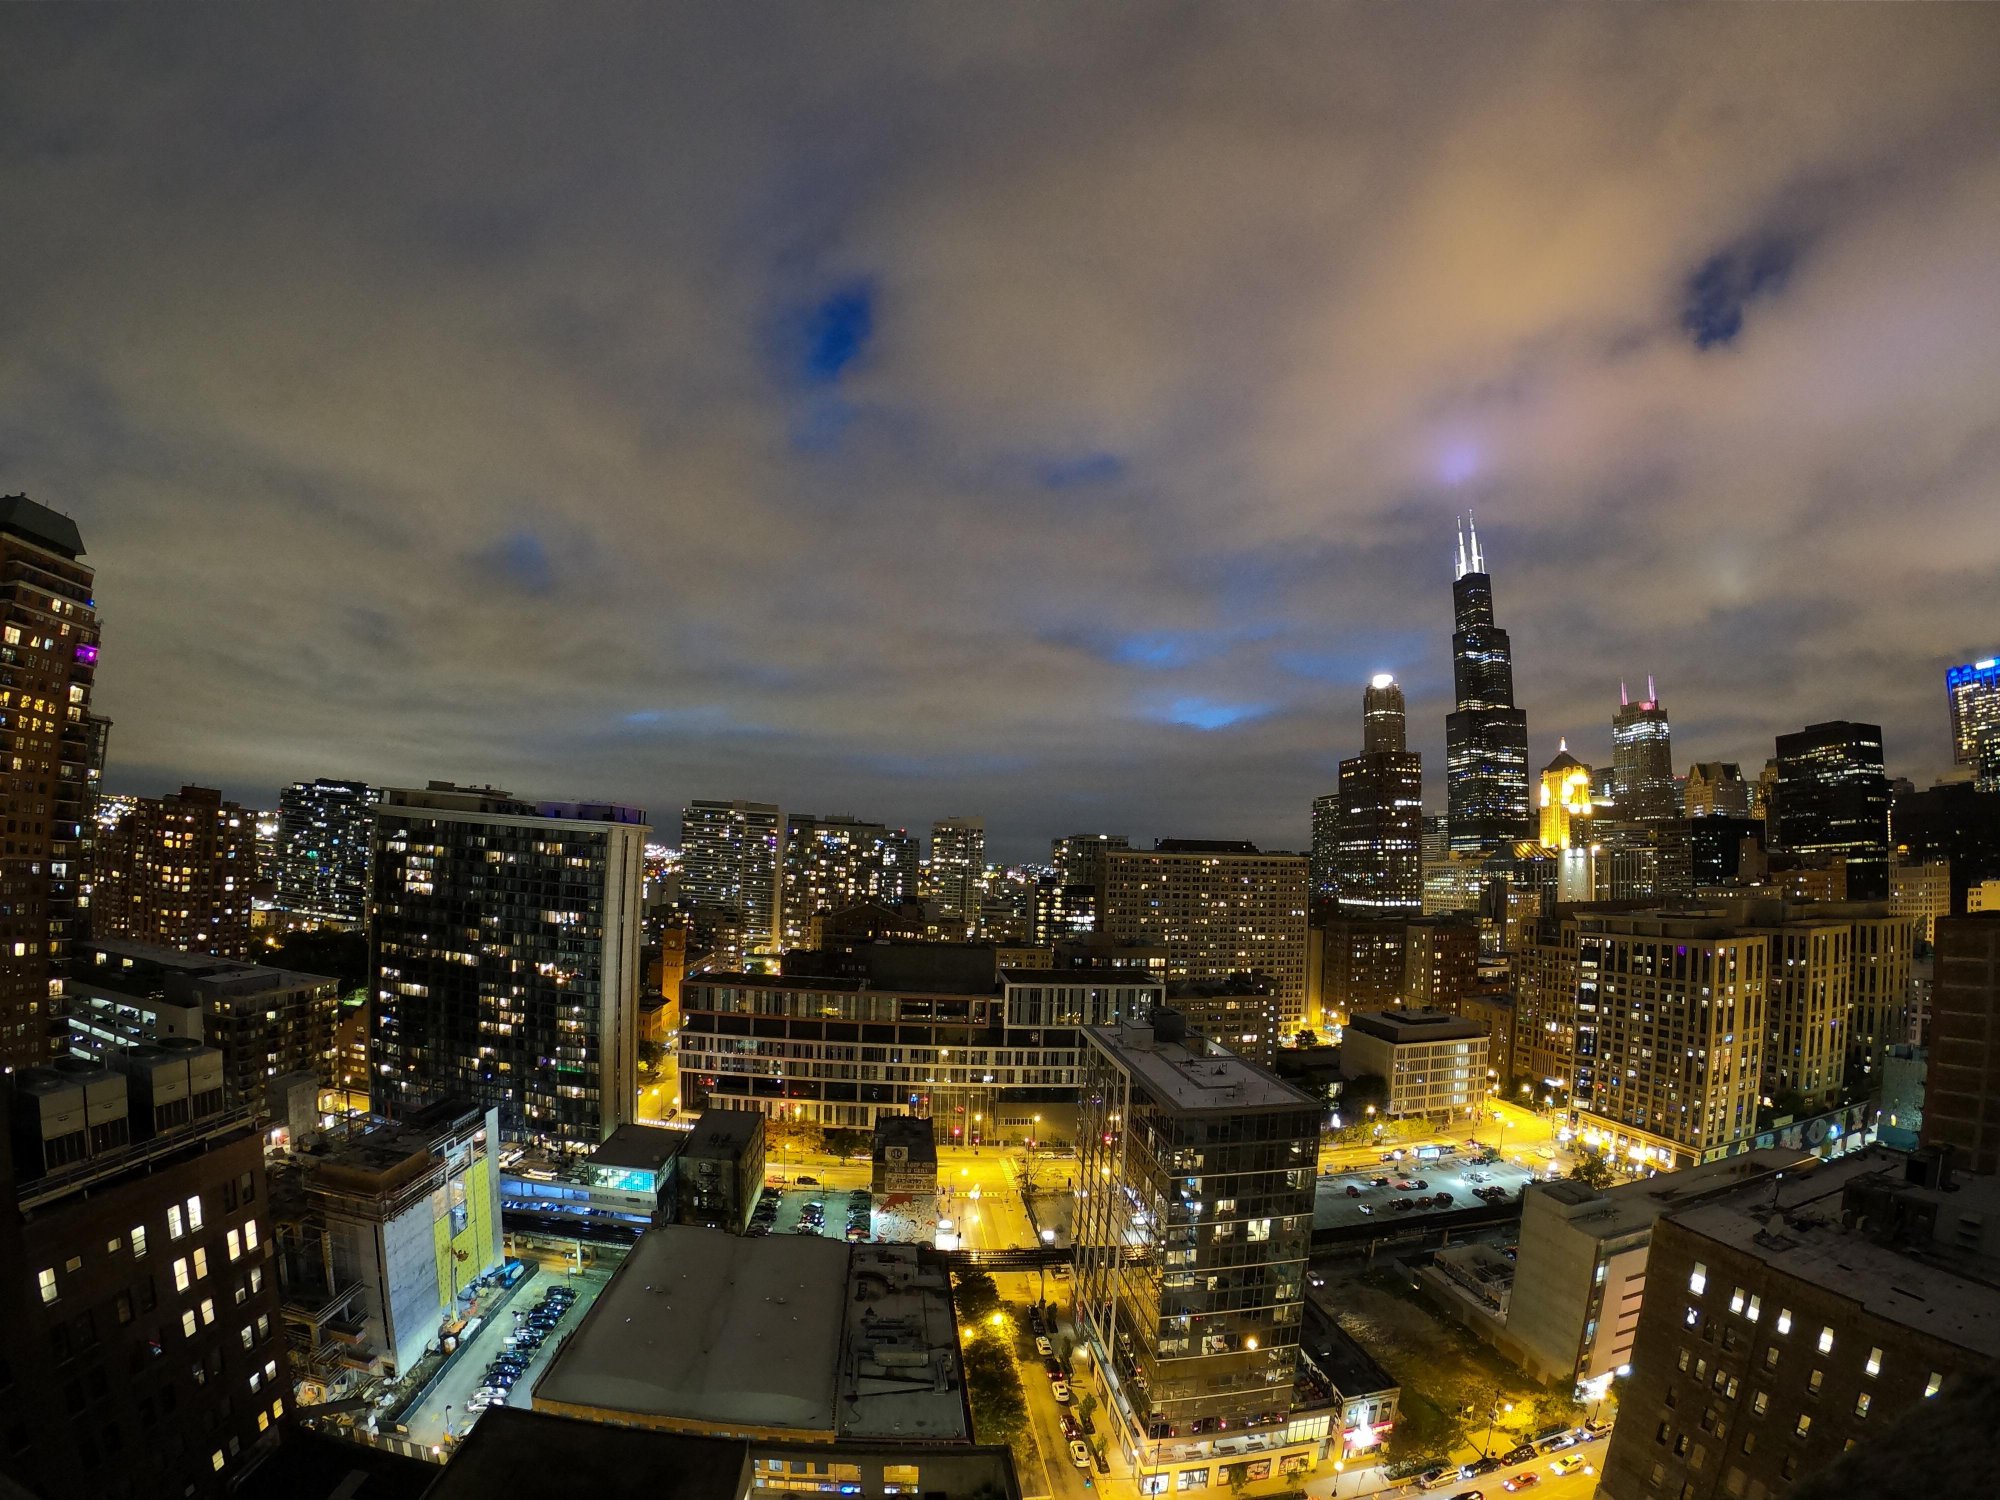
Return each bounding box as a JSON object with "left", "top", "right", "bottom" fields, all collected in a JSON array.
[
  {"left": 1671, "top": 1150, "right": 2000, "bottom": 1360},
  {"left": 682, "top": 1108, "right": 763, "bottom": 1159},
  {"left": 1301, "top": 1300, "right": 1397, "bottom": 1398},
  {"left": 588, "top": 1123, "right": 689, "bottom": 1174},
  {"left": 1528, "top": 1147, "right": 1813, "bottom": 1242},
  {"left": 1344, "top": 1009, "right": 1488, "bottom": 1043},
  {"left": 1086, "top": 1022, "right": 1317, "bottom": 1113},
  {"left": 536, "top": 1226, "right": 849, "bottom": 1432},
  {"left": 427, "top": 1407, "right": 748, "bottom": 1500},
  {"left": 534, "top": 1226, "right": 966, "bottom": 1441}
]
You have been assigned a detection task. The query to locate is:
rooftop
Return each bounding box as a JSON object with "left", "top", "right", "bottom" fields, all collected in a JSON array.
[
  {"left": 588, "top": 1123, "right": 690, "bottom": 1175},
  {"left": 1526, "top": 1147, "right": 1813, "bottom": 1243},
  {"left": 1300, "top": 1300, "right": 1398, "bottom": 1398},
  {"left": 1085, "top": 1021, "right": 1317, "bottom": 1113},
  {"left": 1344, "top": 1009, "right": 1488, "bottom": 1044},
  {"left": 535, "top": 1225, "right": 850, "bottom": 1434},
  {"left": 426, "top": 1407, "right": 748, "bottom": 1500},
  {"left": 80, "top": 937, "right": 338, "bottom": 1000},
  {"left": 0, "top": 492, "right": 85, "bottom": 557},
  {"left": 682, "top": 1109, "right": 764, "bottom": 1159},
  {"left": 836, "top": 1244, "right": 969, "bottom": 1442},
  {"left": 1670, "top": 1149, "right": 2000, "bottom": 1360}
]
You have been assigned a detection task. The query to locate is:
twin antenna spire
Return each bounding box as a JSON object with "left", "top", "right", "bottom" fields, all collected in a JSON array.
[
  {"left": 1453, "top": 512, "right": 1486, "bottom": 580},
  {"left": 1619, "top": 676, "right": 1661, "bottom": 707}
]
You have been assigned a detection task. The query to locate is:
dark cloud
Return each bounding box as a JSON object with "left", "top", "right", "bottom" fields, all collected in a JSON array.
[{"left": 3, "top": 5, "right": 1998, "bottom": 858}]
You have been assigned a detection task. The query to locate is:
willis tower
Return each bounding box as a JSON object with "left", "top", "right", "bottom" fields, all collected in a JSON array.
[{"left": 1445, "top": 516, "right": 1531, "bottom": 851}]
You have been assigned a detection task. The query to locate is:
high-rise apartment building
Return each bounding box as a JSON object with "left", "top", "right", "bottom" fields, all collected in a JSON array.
[
  {"left": 0, "top": 1046, "right": 287, "bottom": 1500},
  {"left": 1572, "top": 912, "right": 1769, "bottom": 1169},
  {"left": 1684, "top": 761, "right": 1753, "bottom": 820},
  {"left": 96, "top": 787, "right": 255, "bottom": 961},
  {"left": 1314, "top": 914, "right": 1407, "bottom": 1026},
  {"left": 1053, "top": 833, "right": 1130, "bottom": 889},
  {"left": 678, "top": 799, "right": 784, "bottom": 955},
  {"left": 1401, "top": 916, "right": 1478, "bottom": 1011},
  {"left": 1889, "top": 858, "right": 1951, "bottom": 946},
  {"left": 1100, "top": 841, "right": 1311, "bottom": 1040},
  {"left": 880, "top": 827, "right": 921, "bottom": 906},
  {"left": 1925, "top": 913, "right": 2000, "bottom": 1175},
  {"left": 369, "top": 783, "right": 647, "bottom": 1148},
  {"left": 1309, "top": 792, "right": 1340, "bottom": 898},
  {"left": 1946, "top": 656, "right": 2000, "bottom": 790},
  {"left": 274, "top": 777, "right": 376, "bottom": 924},
  {"left": 1774, "top": 721, "right": 1891, "bottom": 901},
  {"left": 1611, "top": 679, "right": 1676, "bottom": 820},
  {"left": 1074, "top": 1014, "right": 1327, "bottom": 1485},
  {"left": 1445, "top": 516, "right": 1531, "bottom": 852},
  {"left": 0, "top": 494, "right": 101, "bottom": 1073},
  {"left": 1597, "top": 1152, "right": 2000, "bottom": 1500},
  {"left": 782, "top": 813, "right": 895, "bottom": 947},
  {"left": 1334, "top": 675, "right": 1423, "bottom": 915},
  {"left": 930, "top": 817, "right": 986, "bottom": 937}
]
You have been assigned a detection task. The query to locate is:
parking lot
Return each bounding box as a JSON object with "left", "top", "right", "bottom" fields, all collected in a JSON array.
[
  {"left": 750, "top": 1184, "right": 878, "bottom": 1242},
  {"left": 1312, "top": 1151, "right": 1548, "bottom": 1234},
  {"left": 400, "top": 1255, "right": 618, "bottom": 1447}
]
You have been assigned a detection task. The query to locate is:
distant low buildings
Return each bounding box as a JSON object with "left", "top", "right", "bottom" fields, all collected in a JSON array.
[{"left": 1340, "top": 1009, "right": 1487, "bottom": 1122}]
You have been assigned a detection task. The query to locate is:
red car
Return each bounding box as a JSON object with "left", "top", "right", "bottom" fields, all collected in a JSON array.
[{"left": 1502, "top": 1476, "right": 1540, "bottom": 1493}]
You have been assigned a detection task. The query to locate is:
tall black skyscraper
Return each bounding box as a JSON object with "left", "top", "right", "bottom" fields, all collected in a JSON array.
[
  {"left": 1445, "top": 516, "right": 1531, "bottom": 852},
  {"left": 1336, "top": 674, "right": 1423, "bottom": 912},
  {"left": 1611, "top": 677, "right": 1677, "bottom": 820},
  {"left": 1773, "top": 720, "right": 1891, "bottom": 900}
]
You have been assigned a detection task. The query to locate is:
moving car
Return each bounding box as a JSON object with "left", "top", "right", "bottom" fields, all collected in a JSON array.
[
  {"left": 1036, "top": 1336, "right": 1054, "bottom": 1357},
  {"left": 1050, "top": 1380, "right": 1072, "bottom": 1404},
  {"left": 1446, "top": 1490, "right": 1484, "bottom": 1500},
  {"left": 1061, "top": 1414, "right": 1081, "bottom": 1439},
  {"left": 1548, "top": 1456, "right": 1590, "bottom": 1477},
  {"left": 1069, "top": 1440, "right": 1092, "bottom": 1469},
  {"left": 1501, "top": 1475, "right": 1539, "bottom": 1492},
  {"left": 1536, "top": 1434, "right": 1576, "bottom": 1454},
  {"left": 797, "top": 1176, "right": 820, "bottom": 1186},
  {"left": 1308, "top": 1272, "right": 1326, "bottom": 1288}
]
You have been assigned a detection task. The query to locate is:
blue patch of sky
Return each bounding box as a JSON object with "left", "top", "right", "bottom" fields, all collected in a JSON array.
[
  {"left": 1035, "top": 451, "right": 1126, "bottom": 489},
  {"left": 1682, "top": 236, "right": 1799, "bottom": 350},
  {"left": 1154, "top": 697, "right": 1273, "bottom": 732},
  {"left": 798, "top": 280, "right": 876, "bottom": 385},
  {"left": 471, "top": 528, "right": 556, "bottom": 594}
]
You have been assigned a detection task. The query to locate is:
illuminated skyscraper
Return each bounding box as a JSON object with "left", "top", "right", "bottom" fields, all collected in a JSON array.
[
  {"left": 1683, "top": 760, "right": 1752, "bottom": 819},
  {"left": 1538, "top": 741, "right": 1594, "bottom": 849},
  {"left": 97, "top": 786, "right": 255, "bottom": 960},
  {"left": 1610, "top": 678, "right": 1676, "bottom": 820},
  {"left": 1947, "top": 656, "right": 2000, "bottom": 790},
  {"left": 1335, "top": 674, "right": 1422, "bottom": 914},
  {"left": 1444, "top": 516, "right": 1531, "bottom": 852},
  {"left": 276, "top": 776, "right": 377, "bottom": 923},
  {"left": 1309, "top": 792, "right": 1340, "bottom": 897},
  {"left": 1773, "top": 721, "right": 1891, "bottom": 901},
  {"left": 782, "top": 813, "right": 894, "bottom": 946},
  {"left": 0, "top": 495, "right": 100, "bottom": 1072},
  {"left": 680, "top": 799, "right": 784, "bottom": 954},
  {"left": 930, "top": 816, "right": 985, "bottom": 936}
]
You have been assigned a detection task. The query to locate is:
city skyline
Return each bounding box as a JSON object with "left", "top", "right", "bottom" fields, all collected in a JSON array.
[{"left": 6, "top": 8, "right": 2000, "bottom": 862}]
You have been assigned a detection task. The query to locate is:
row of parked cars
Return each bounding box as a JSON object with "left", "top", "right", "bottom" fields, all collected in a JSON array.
[
  {"left": 469, "top": 1283, "right": 578, "bottom": 1412},
  {"left": 1417, "top": 1422, "right": 1610, "bottom": 1493},
  {"left": 749, "top": 1189, "right": 874, "bottom": 1240}
]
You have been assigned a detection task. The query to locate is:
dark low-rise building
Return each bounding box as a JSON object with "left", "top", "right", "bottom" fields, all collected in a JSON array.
[
  {"left": 676, "top": 1109, "right": 766, "bottom": 1233},
  {"left": 871, "top": 1114, "right": 938, "bottom": 1198}
]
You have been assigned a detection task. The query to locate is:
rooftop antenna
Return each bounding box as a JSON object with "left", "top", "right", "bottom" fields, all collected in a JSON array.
[
  {"left": 1467, "top": 511, "right": 1485, "bottom": 574},
  {"left": 1455, "top": 516, "right": 1468, "bottom": 581},
  {"left": 1648, "top": 674, "right": 1658, "bottom": 704},
  {"left": 1620, "top": 680, "right": 1628, "bottom": 707}
]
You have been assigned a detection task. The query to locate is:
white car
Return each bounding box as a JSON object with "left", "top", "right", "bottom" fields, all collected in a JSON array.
[
  {"left": 1051, "top": 1380, "right": 1072, "bottom": 1404},
  {"left": 1069, "top": 1439, "right": 1091, "bottom": 1469},
  {"left": 1036, "top": 1336, "right": 1054, "bottom": 1356}
]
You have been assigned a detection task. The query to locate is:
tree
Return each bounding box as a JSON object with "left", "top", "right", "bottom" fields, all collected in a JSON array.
[
  {"left": 954, "top": 1270, "right": 1002, "bottom": 1323},
  {"left": 1077, "top": 1391, "right": 1099, "bottom": 1426},
  {"left": 962, "top": 1337, "right": 1029, "bottom": 1448},
  {"left": 1569, "top": 1152, "right": 1616, "bottom": 1190},
  {"left": 1340, "top": 1073, "right": 1389, "bottom": 1119}
]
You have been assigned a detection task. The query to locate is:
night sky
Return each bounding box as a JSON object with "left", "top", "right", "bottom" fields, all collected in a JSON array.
[{"left": 4, "top": 7, "right": 1998, "bottom": 860}]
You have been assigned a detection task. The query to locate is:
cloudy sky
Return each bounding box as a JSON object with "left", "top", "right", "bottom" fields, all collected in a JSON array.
[{"left": 4, "top": 6, "right": 1997, "bottom": 860}]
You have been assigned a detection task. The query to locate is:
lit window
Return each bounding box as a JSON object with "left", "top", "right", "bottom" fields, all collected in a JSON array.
[
  {"left": 193, "top": 1248, "right": 209, "bottom": 1280},
  {"left": 186, "top": 1195, "right": 204, "bottom": 1231},
  {"left": 1818, "top": 1326, "right": 1834, "bottom": 1354},
  {"left": 250, "top": 1266, "right": 264, "bottom": 1294},
  {"left": 181, "top": 1310, "right": 197, "bottom": 1338},
  {"left": 1853, "top": 1393, "right": 1871, "bottom": 1419},
  {"left": 1685, "top": 1306, "right": 1701, "bottom": 1328},
  {"left": 244, "top": 1219, "right": 259, "bottom": 1251},
  {"left": 226, "top": 1230, "right": 241, "bottom": 1262},
  {"left": 1925, "top": 1373, "right": 1943, "bottom": 1399},
  {"left": 200, "top": 1297, "right": 215, "bottom": 1326},
  {"left": 211, "top": 1451, "right": 225, "bottom": 1473},
  {"left": 1794, "top": 1415, "right": 1811, "bottom": 1439},
  {"left": 271, "top": 1397, "right": 284, "bottom": 1418},
  {"left": 168, "top": 1205, "right": 184, "bottom": 1240},
  {"left": 1776, "top": 1308, "right": 1792, "bottom": 1335},
  {"left": 1730, "top": 1288, "right": 1746, "bottom": 1315},
  {"left": 37, "top": 1268, "right": 57, "bottom": 1305},
  {"left": 174, "top": 1258, "right": 191, "bottom": 1293},
  {"left": 1865, "top": 1347, "right": 1882, "bottom": 1378},
  {"left": 131, "top": 1226, "right": 147, "bottom": 1258},
  {"left": 239, "top": 1326, "right": 253, "bottom": 1350},
  {"left": 1746, "top": 1295, "right": 1761, "bottom": 1323}
]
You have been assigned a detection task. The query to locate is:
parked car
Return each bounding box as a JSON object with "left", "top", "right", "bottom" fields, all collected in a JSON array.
[
  {"left": 1465, "top": 1456, "right": 1505, "bottom": 1477},
  {"left": 1036, "top": 1336, "right": 1054, "bottom": 1356},
  {"left": 1050, "top": 1380, "right": 1072, "bottom": 1404},
  {"left": 1373, "top": 1176, "right": 1391, "bottom": 1187},
  {"left": 1393, "top": 1198, "right": 1415, "bottom": 1211},
  {"left": 1061, "top": 1413, "right": 1081, "bottom": 1439},
  {"left": 1536, "top": 1434, "right": 1576, "bottom": 1454},
  {"left": 1345, "top": 1184, "right": 1362, "bottom": 1197},
  {"left": 1413, "top": 1179, "right": 1429, "bottom": 1190},
  {"left": 1504, "top": 1445, "right": 1537, "bottom": 1465},
  {"left": 1308, "top": 1272, "right": 1326, "bottom": 1288},
  {"left": 1358, "top": 1204, "right": 1374, "bottom": 1215},
  {"left": 1584, "top": 1418, "right": 1613, "bottom": 1435},
  {"left": 1446, "top": 1490, "right": 1484, "bottom": 1500},
  {"left": 1069, "top": 1440, "right": 1091, "bottom": 1469},
  {"left": 1416, "top": 1467, "right": 1448, "bottom": 1490},
  {"left": 1043, "top": 1358, "right": 1064, "bottom": 1378},
  {"left": 797, "top": 1176, "right": 820, "bottom": 1186}
]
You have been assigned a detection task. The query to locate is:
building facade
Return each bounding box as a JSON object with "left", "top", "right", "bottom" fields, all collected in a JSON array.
[
  {"left": 1612, "top": 681, "right": 1677, "bottom": 821},
  {"left": 0, "top": 1050, "right": 285, "bottom": 1500},
  {"left": 1334, "top": 675, "right": 1423, "bottom": 915},
  {"left": 1946, "top": 656, "right": 2000, "bottom": 790},
  {"left": 679, "top": 799, "right": 785, "bottom": 957},
  {"left": 1685, "top": 762, "right": 1754, "bottom": 821},
  {"left": 1773, "top": 722, "right": 1891, "bottom": 902},
  {"left": 782, "top": 814, "right": 896, "bottom": 948},
  {"left": 1074, "top": 1015, "right": 1328, "bottom": 1487},
  {"left": 1924, "top": 913, "right": 2000, "bottom": 1175},
  {"left": 1445, "top": 516, "right": 1532, "bottom": 853},
  {"left": 369, "top": 783, "right": 648, "bottom": 1149},
  {"left": 930, "top": 817, "right": 986, "bottom": 938},
  {"left": 274, "top": 777, "right": 377, "bottom": 924},
  {"left": 1100, "top": 841, "right": 1311, "bottom": 1039},
  {"left": 0, "top": 495, "right": 101, "bottom": 1074},
  {"left": 1340, "top": 1009, "right": 1486, "bottom": 1121},
  {"left": 95, "top": 786, "right": 256, "bottom": 961}
]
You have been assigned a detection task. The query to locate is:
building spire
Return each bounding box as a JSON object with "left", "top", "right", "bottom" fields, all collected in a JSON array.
[
  {"left": 1648, "top": 674, "right": 1657, "bottom": 704},
  {"left": 1467, "top": 511, "right": 1485, "bottom": 574},
  {"left": 1620, "top": 680, "right": 1629, "bottom": 708},
  {"left": 1455, "top": 515, "right": 1468, "bottom": 581}
]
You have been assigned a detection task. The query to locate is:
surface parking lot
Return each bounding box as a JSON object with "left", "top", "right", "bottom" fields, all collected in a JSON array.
[{"left": 1313, "top": 1150, "right": 1548, "bottom": 1233}]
